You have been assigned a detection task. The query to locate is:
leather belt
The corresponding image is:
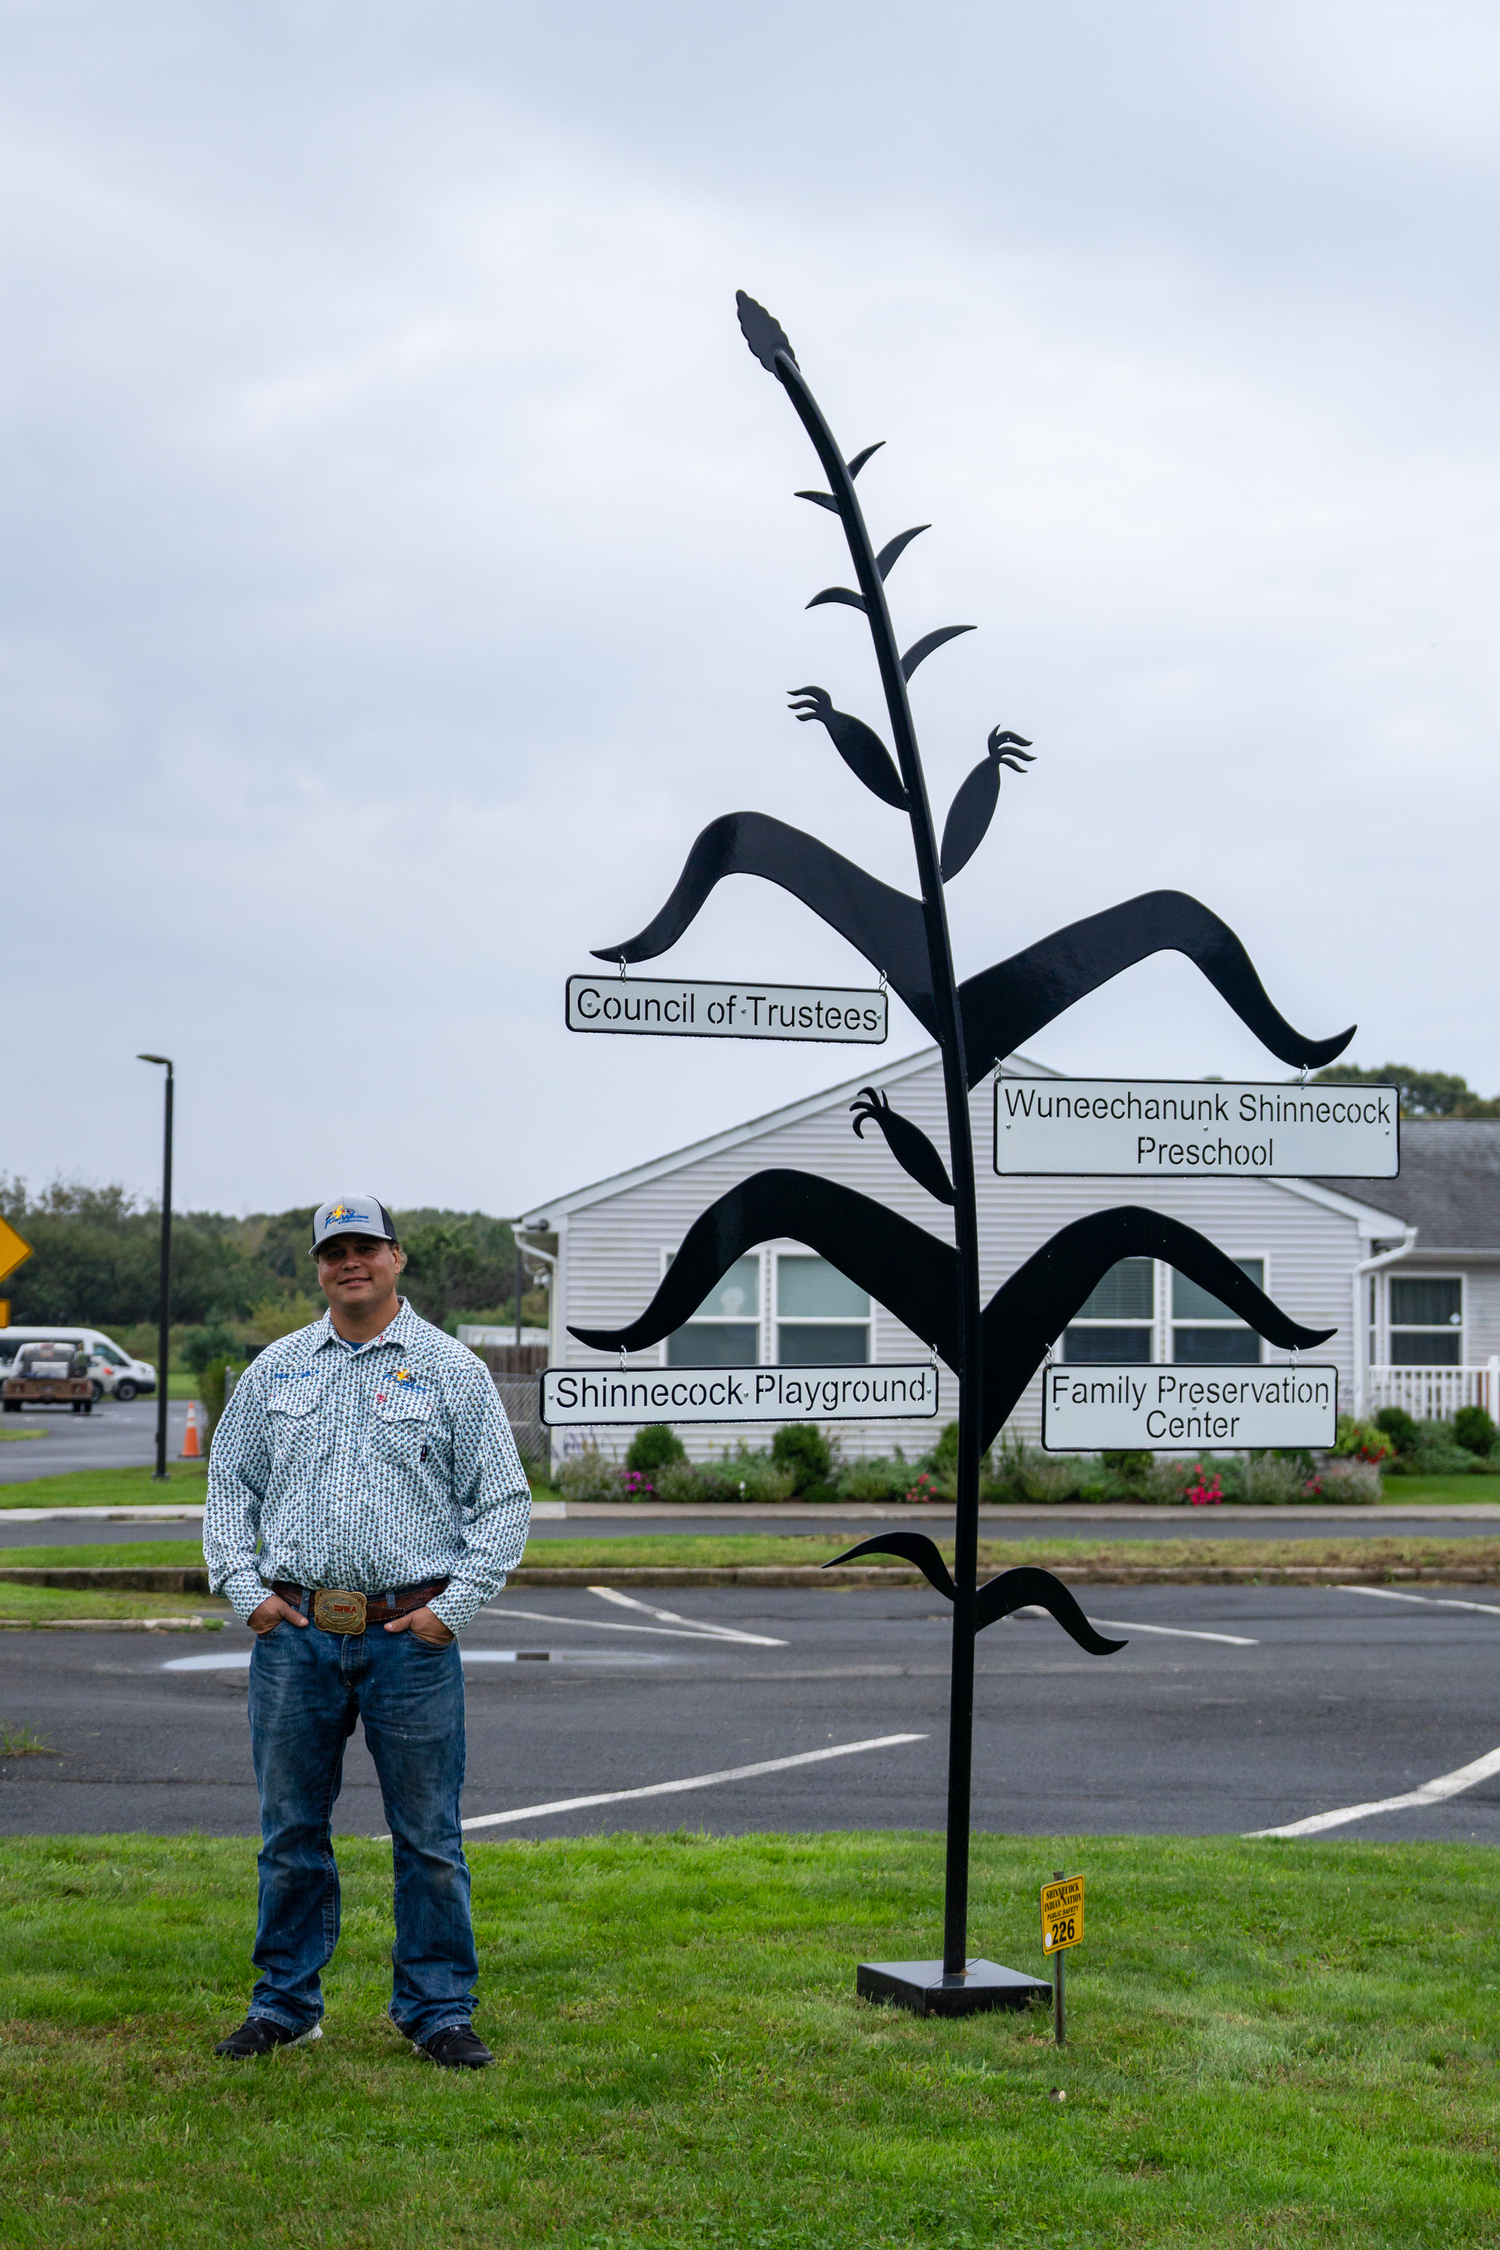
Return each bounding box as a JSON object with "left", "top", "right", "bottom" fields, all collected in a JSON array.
[{"left": 273, "top": 1578, "right": 450, "bottom": 1634}]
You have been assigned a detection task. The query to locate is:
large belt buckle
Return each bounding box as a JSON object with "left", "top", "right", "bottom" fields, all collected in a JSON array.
[{"left": 313, "top": 1589, "right": 367, "bottom": 1635}]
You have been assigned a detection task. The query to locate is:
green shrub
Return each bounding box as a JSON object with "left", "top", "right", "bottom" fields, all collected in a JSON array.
[
  {"left": 834, "top": 1455, "right": 911, "bottom": 1503},
  {"left": 1453, "top": 1404, "right": 1497, "bottom": 1457},
  {"left": 198, "top": 1357, "right": 235, "bottom": 1452},
  {"left": 1100, "top": 1448, "right": 1152, "bottom": 1485},
  {"left": 649, "top": 1452, "right": 802, "bottom": 1506},
  {"left": 182, "top": 1314, "right": 242, "bottom": 1376},
  {"left": 983, "top": 1435, "right": 1091, "bottom": 1503},
  {"left": 1334, "top": 1415, "right": 1394, "bottom": 1463},
  {"left": 1375, "top": 1405, "right": 1419, "bottom": 1455},
  {"left": 771, "top": 1424, "right": 832, "bottom": 1492},
  {"left": 556, "top": 1443, "right": 626, "bottom": 1502},
  {"left": 920, "top": 1421, "right": 961, "bottom": 1477},
  {"left": 625, "top": 1423, "right": 687, "bottom": 1474}
]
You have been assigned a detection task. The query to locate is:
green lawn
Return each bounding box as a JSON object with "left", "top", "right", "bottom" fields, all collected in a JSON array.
[
  {"left": 3, "top": 1530, "right": 1500, "bottom": 1589},
  {"left": 0, "top": 1831, "right": 1495, "bottom": 2246},
  {"left": 0, "top": 1463, "right": 211, "bottom": 1508}
]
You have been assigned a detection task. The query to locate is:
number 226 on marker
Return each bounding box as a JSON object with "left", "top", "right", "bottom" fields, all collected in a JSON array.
[{"left": 1040, "top": 1875, "right": 1084, "bottom": 1953}]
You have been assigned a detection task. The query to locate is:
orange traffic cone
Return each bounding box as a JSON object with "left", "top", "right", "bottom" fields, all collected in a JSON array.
[{"left": 182, "top": 1401, "right": 202, "bottom": 1460}]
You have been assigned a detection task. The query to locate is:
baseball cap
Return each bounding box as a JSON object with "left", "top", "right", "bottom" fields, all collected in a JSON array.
[{"left": 310, "top": 1196, "right": 398, "bottom": 1255}]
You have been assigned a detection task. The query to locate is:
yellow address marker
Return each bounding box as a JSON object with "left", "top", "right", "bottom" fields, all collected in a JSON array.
[{"left": 1040, "top": 1873, "right": 1084, "bottom": 1954}]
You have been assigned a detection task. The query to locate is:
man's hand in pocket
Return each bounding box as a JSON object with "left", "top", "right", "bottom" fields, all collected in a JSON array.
[{"left": 385, "top": 1605, "right": 455, "bottom": 1647}]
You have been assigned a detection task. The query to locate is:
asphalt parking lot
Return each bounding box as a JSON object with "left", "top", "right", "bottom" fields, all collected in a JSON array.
[
  {"left": 3, "top": 1582, "right": 1497, "bottom": 1846},
  {"left": 0, "top": 1396, "right": 192, "bottom": 1483}
]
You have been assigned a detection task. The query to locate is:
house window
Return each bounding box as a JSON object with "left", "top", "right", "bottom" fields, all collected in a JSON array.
[
  {"left": 1171, "top": 1259, "right": 1264, "bottom": 1365},
  {"left": 777, "top": 1254, "right": 869, "bottom": 1364},
  {"left": 1388, "top": 1276, "right": 1462, "bottom": 1366},
  {"left": 1063, "top": 1258, "right": 1154, "bottom": 1362},
  {"left": 666, "top": 1252, "right": 761, "bottom": 1366}
]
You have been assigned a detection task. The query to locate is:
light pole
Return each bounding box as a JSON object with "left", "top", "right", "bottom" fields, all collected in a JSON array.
[{"left": 137, "top": 1055, "right": 173, "bottom": 1482}]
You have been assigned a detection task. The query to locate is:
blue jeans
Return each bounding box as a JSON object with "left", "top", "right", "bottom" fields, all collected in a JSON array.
[{"left": 246, "top": 1603, "right": 477, "bottom": 2044}]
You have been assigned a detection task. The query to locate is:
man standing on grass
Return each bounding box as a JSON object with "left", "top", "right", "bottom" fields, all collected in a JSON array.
[{"left": 203, "top": 1195, "right": 531, "bottom": 2069}]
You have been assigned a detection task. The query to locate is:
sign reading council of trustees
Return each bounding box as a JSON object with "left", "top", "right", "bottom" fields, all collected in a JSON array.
[
  {"left": 566, "top": 975, "right": 887, "bottom": 1044},
  {"left": 995, "top": 1078, "right": 1397, "bottom": 1178},
  {"left": 541, "top": 1362, "right": 939, "bottom": 1426},
  {"left": 1042, "top": 1363, "right": 1338, "bottom": 1451}
]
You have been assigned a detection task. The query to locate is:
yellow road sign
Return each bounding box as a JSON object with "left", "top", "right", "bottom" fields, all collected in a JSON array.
[
  {"left": 0, "top": 1301, "right": 8, "bottom": 1329},
  {"left": 0, "top": 1216, "right": 33, "bottom": 1288},
  {"left": 1040, "top": 1874, "right": 1084, "bottom": 1954}
]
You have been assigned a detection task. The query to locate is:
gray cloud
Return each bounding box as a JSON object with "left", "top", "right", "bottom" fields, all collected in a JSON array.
[{"left": 4, "top": 1, "right": 1498, "bottom": 1214}]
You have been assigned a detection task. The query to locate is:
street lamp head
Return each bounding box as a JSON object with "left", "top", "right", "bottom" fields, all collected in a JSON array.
[{"left": 136, "top": 1053, "right": 173, "bottom": 1068}]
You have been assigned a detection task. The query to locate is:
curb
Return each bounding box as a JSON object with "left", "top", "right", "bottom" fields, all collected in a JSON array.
[
  {"left": 508, "top": 1564, "right": 1500, "bottom": 1589},
  {"left": 0, "top": 1567, "right": 210, "bottom": 1591},
  {"left": 0, "top": 1615, "right": 224, "bottom": 1631}
]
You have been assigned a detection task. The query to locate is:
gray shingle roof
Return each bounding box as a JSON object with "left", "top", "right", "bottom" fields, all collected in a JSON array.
[{"left": 1314, "top": 1121, "right": 1500, "bottom": 1249}]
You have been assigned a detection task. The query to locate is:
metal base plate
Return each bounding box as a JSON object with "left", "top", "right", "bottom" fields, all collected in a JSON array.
[{"left": 856, "top": 1958, "right": 1052, "bottom": 2018}]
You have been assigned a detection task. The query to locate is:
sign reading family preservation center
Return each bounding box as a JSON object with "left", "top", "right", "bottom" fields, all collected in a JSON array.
[
  {"left": 1041, "top": 1363, "right": 1339, "bottom": 1452},
  {"left": 994, "top": 1079, "right": 1398, "bottom": 1179},
  {"left": 565, "top": 975, "right": 887, "bottom": 1044},
  {"left": 541, "top": 1363, "right": 940, "bottom": 1427}
]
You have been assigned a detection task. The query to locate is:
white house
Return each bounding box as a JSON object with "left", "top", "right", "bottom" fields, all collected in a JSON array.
[{"left": 523, "top": 1050, "right": 1500, "bottom": 1458}]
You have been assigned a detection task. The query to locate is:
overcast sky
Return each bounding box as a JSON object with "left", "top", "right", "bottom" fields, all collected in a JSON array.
[{"left": 5, "top": 1, "right": 1499, "bottom": 1218}]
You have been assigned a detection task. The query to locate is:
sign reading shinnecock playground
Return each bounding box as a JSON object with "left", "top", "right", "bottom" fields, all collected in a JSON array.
[
  {"left": 546, "top": 290, "right": 1366, "bottom": 2015},
  {"left": 995, "top": 1077, "right": 1398, "bottom": 1178},
  {"left": 565, "top": 974, "right": 887, "bottom": 1043},
  {"left": 1041, "top": 1363, "right": 1339, "bottom": 1451},
  {"left": 542, "top": 1362, "right": 938, "bottom": 1426}
]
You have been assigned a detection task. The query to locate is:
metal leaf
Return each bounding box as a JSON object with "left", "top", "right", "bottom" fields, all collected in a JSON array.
[
  {"left": 808, "top": 586, "right": 868, "bottom": 613},
  {"left": 824, "top": 1533, "right": 956, "bottom": 1600},
  {"left": 979, "top": 1205, "right": 1337, "bottom": 1447},
  {"left": 901, "top": 624, "right": 975, "bottom": 681},
  {"left": 958, "top": 891, "right": 1357, "bottom": 1089},
  {"left": 939, "top": 758, "right": 1000, "bottom": 883},
  {"left": 567, "top": 1169, "right": 959, "bottom": 1365},
  {"left": 850, "top": 1086, "right": 955, "bottom": 1205},
  {"left": 846, "top": 443, "right": 884, "bottom": 479},
  {"left": 974, "top": 1566, "right": 1126, "bottom": 1652},
  {"left": 875, "top": 525, "right": 929, "bottom": 581},
  {"left": 788, "top": 687, "right": 906, "bottom": 810},
  {"left": 736, "top": 290, "right": 797, "bottom": 372},
  {"left": 796, "top": 490, "right": 841, "bottom": 513},
  {"left": 591, "top": 811, "right": 936, "bottom": 1030}
]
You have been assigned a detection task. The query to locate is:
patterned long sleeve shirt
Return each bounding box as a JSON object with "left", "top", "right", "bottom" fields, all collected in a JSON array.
[{"left": 203, "top": 1299, "right": 531, "bottom": 1633}]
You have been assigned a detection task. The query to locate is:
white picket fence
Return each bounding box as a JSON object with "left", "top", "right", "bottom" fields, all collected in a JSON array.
[{"left": 1364, "top": 1361, "right": 1500, "bottom": 1422}]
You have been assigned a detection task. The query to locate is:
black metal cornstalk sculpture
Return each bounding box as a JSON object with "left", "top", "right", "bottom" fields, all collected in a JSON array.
[{"left": 572, "top": 296, "right": 1350, "bottom": 1996}]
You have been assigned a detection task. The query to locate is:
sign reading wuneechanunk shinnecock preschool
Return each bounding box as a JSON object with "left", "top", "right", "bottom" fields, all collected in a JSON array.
[
  {"left": 566, "top": 975, "right": 887, "bottom": 1043},
  {"left": 541, "top": 1362, "right": 939, "bottom": 1426},
  {"left": 995, "top": 1078, "right": 1397, "bottom": 1178},
  {"left": 1041, "top": 1363, "right": 1338, "bottom": 1451}
]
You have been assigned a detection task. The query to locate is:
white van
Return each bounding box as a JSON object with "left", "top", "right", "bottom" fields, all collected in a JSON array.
[{"left": 0, "top": 1328, "right": 157, "bottom": 1403}]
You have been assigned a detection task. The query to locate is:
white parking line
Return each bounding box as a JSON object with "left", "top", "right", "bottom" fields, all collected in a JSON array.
[
  {"left": 1087, "top": 1619, "right": 1258, "bottom": 1647},
  {"left": 441, "top": 1732, "right": 928, "bottom": 1838},
  {"left": 1246, "top": 1742, "right": 1500, "bottom": 1838},
  {"left": 1337, "top": 1585, "right": 1500, "bottom": 1619},
  {"left": 588, "top": 1585, "right": 787, "bottom": 1646},
  {"left": 480, "top": 1603, "right": 787, "bottom": 1647}
]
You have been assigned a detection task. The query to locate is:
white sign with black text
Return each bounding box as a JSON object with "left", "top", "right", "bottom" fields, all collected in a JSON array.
[
  {"left": 994, "top": 1078, "right": 1398, "bottom": 1178},
  {"left": 566, "top": 976, "right": 888, "bottom": 1044},
  {"left": 1041, "top": 1363, "right": 1339, "bottom": 1451},
  {"left": 541, "top": 1362, "right": 939, "bottom": 1426}
]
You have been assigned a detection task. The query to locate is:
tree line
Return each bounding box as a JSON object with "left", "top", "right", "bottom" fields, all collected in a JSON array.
[
  {"left": 0, "top": 1179, "right": 541, "bottom": 1334},
  {"left": 1311, "top": 1064, "right": 1500, "bottom": 1119}
]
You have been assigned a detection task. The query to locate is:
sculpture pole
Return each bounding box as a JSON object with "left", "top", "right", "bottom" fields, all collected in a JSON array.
[{"left": 766, "top": 354, "right": 984, "bottom": 1971}]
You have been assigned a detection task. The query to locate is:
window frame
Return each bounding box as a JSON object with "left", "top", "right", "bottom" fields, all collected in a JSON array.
[
  {"left": 1061, "top": 1255, "right": 1157, "bottom": 1364},
  {"left": 1385, "top": 1271, "right": 1465, "bottom": 1367},
  {"left": 774, "top": 1247, "right": 872, "bottom": 1366},
  {"left": 659, "top": 1246, "right": 764, "bottom": 1368},
  {"left": 1169, "top": 1254, "right": 1267, "bottom": 1367}
]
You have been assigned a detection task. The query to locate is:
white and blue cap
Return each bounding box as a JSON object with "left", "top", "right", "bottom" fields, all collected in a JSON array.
[{"left": 310, "top": 1195, "right": 398, "bottom": 1255}]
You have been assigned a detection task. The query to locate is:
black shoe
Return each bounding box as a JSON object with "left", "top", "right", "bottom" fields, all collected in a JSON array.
[
  {"left": 213, "top": 2014, "right": 322, "bottom": 2059},
  {"left": 414, "top": 2024, "right": 494, "bottom": 2069}
]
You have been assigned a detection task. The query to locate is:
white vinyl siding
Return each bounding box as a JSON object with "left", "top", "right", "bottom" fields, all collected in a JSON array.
[{"left": 544, "top": 1055, "right": 1362, "bottom": 1458}]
